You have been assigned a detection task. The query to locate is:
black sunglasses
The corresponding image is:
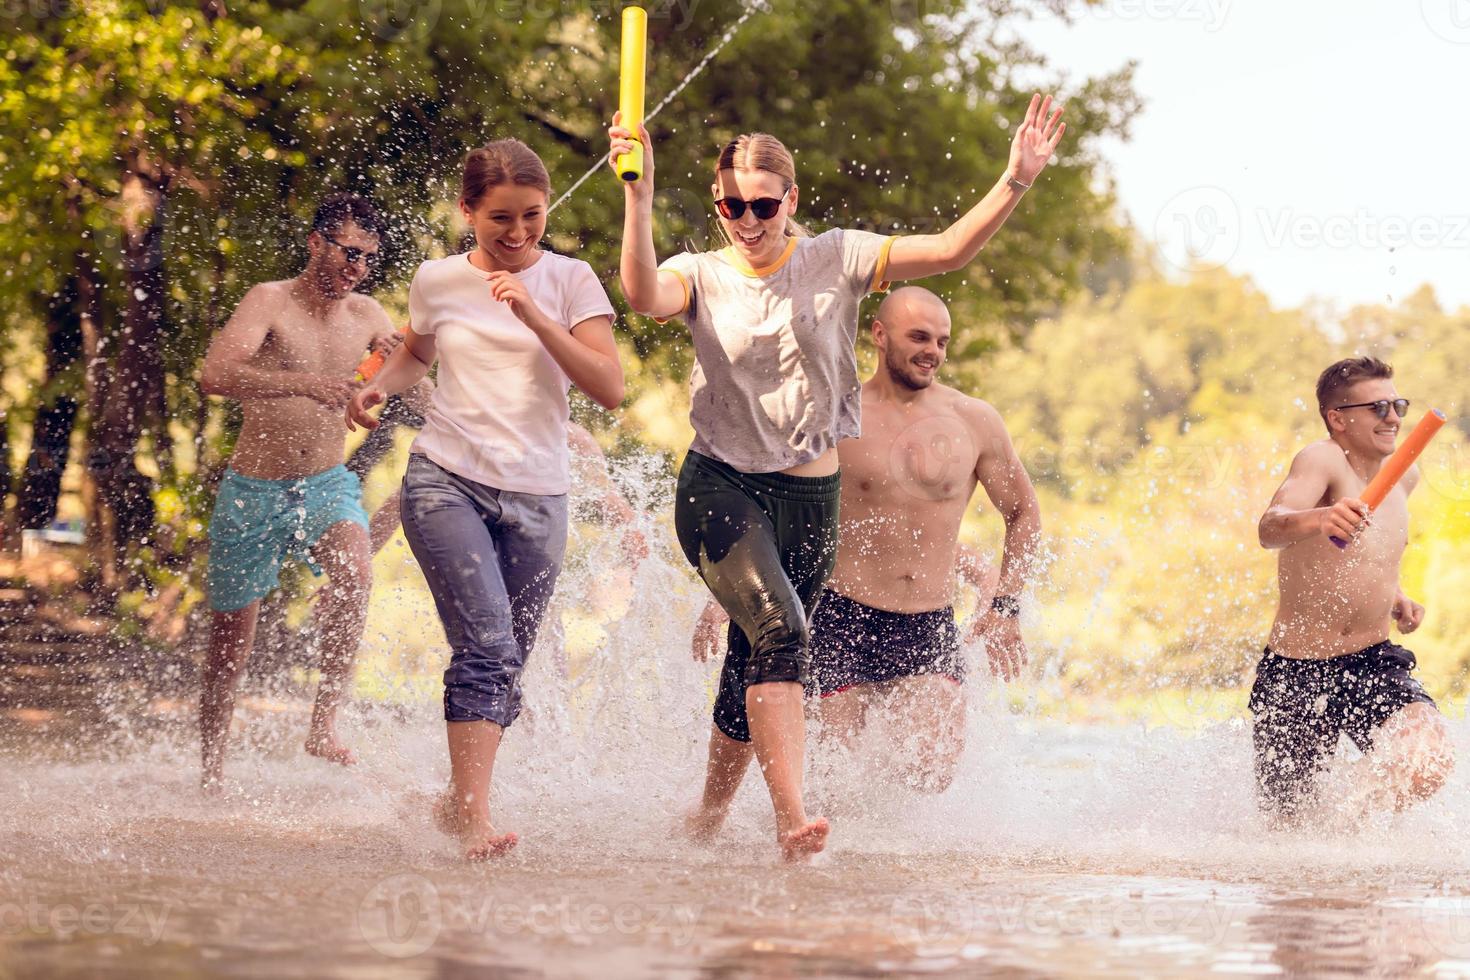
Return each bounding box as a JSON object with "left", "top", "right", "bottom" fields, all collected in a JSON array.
[
  {"left": 320, "top": 232, "right": 379, "bottom": 267},
  {"left": 714, "top": 192, "right": 788, "bottom": 221},
  {"left": 1333, "top": 398, "right": 1410, "bottom": 420}
]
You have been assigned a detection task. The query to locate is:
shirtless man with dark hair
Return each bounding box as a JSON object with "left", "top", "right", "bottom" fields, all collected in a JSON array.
[
  {"left": 198, "top": 193, "right": 404, "bottom": 791},
  {"left": 686, "top": 287, "right": 1042, "bottom": 835},
  {"left": 1252, "top": 355, "right": 1454, "bottom": 822}
]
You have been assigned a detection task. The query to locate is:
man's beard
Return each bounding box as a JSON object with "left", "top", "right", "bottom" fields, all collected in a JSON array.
[{"left": 885, "top": 349, "right": 933, "bottom": 391}]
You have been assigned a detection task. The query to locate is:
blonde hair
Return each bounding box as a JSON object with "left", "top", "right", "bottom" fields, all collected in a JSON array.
[{"left": 715, "top": 133, "right": 810, "bottom": 241}]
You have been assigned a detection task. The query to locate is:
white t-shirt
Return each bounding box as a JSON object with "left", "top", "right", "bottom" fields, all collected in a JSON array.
[{"left": 407, "top": 251, "right": 615, "bottom": 494}]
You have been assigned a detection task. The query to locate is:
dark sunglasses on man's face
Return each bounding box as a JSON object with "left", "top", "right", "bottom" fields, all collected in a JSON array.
[
  {"left": 1333, "top": 398, "right": 1410, "bottom": 420},
  {"left": 714, "top": 194, "right": 787, "bottom": 221},
  {"left": 321, "top": 232, "right": 379, "bottom": 268}
]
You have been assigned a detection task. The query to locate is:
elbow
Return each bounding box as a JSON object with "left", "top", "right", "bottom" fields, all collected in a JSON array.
[
  {"left": 1257, "top": 518, "right": 1278, "bottom": 550},
  {"left": 199, "top": 367, "right": 223, "bottom": 396},
  {"left": 619, "top": 280, "right": 654, "bottom": 317},
  {"left": 593, "top": 380, "right": 626, "bottom": 412}
]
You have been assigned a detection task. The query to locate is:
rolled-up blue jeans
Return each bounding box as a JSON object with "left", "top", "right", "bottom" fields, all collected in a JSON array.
[{"left": 399, "top": 454, "right": 568, "bottom": 727}]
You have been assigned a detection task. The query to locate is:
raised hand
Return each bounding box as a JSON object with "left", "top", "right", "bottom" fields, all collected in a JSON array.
[
  {"left": 1007, "top": 93, "right": 1067, "bottom": 186},
  {"left": 608, "top": 110, "right": 655, "bottom": 197}
]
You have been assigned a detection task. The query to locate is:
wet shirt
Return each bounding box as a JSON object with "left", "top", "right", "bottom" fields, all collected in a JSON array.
[{"left": 659, "top": 229, "right": 895, "bottom": 473}]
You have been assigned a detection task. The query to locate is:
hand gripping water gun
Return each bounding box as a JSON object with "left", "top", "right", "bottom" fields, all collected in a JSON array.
[
  {"left": 354, "top": 326, "right": 406, "bottom": 383},
  {"left": 1331, "top": 408, "right": 1446, "bottom": 548},
  {"left": 615, "top": 6, "right": 647, "bottom": 182}
]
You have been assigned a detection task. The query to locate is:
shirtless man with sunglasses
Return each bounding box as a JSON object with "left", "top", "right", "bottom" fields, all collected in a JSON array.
[
  {"left": 198, "top": 193, "right": 407, "bottom": 792},
  {"left": 1251, "top": 356, "right": 1453, "bottom": 823}
]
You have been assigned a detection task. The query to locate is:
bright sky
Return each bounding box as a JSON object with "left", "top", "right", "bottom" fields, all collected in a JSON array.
[{"left": 1017, "top": 0, "right": 1470, "bottom": 312}]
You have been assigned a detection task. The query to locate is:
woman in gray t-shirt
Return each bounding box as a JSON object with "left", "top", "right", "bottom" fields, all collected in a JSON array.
[{"left": 608, "top": 94, "right": 1066, "bottom": 862}]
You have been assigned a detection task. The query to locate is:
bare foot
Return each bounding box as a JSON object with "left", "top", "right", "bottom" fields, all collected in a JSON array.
[
  {"left": 463, "top": 828, "right": 518, "bottom": 861},
  {"left": 305, "top": 732, "right": 358, "bottom": 767},
  {"left": 681, "top": 805, "right": 728, "bottom": 844},
  {"left": 432, "top": 790, "right": 517, "bottom": 861},
  {"left": 778, "top": 817, "right": 830, "bottom": 863}
]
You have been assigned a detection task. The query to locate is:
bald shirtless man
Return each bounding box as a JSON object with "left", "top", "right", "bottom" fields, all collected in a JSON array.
[
  {"left": 1252, "top": 356, "right": 1454, "bottom": 822},
  {"left": 687, "top": 287, "right": 1042, "bottom": 831},
  {"left": 198, "top": 194, "right": 401, "bottom": 791}
]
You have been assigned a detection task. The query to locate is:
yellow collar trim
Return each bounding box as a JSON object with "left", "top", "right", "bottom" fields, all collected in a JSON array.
[{"left": 720, "top": 235, "right": 798, "bottom": 277}]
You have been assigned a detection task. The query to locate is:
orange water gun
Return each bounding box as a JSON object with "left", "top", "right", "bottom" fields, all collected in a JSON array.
[{"left": 355, "top": 326, "right": 406, "bottom": 383}]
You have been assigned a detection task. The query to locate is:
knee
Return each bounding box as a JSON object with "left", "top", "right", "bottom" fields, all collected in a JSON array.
[
  {"left": 752, "top": 602, "right": 808, "bottom": 658},
  {"left": 902, "top": 736, "right": 963, "bottom": 794},
  {"left": 1381, "top": 710, "right": 1455, "bottom": 801},
  {"left": 1408, "top": 737, "right": 1455, "bottom": 800}
]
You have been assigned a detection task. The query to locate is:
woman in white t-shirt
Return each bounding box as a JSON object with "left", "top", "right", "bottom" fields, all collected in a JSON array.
[
  {"left": 608, "top": 95, "right": 1066, "bottom": 862},
  {"left": 347, "top": 139, "right": 624, "bottom": 861}
]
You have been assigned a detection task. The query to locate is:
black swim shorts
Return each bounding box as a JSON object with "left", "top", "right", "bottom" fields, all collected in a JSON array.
[
  {"left": 808, "top": 588, "right": 963, "bottom": 697},
  {"left": 1248, "top": 640, "right": 1436, "bottom": 818}
]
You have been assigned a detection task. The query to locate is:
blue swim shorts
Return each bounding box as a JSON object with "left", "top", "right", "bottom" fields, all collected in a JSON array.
[{"left": 207, "top": 465, "right": 369, "bottom": 612}]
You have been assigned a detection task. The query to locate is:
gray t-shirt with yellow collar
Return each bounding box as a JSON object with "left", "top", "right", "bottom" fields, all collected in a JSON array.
[{"left": 659, "top": 228, "right": 896, "bottom": 473}]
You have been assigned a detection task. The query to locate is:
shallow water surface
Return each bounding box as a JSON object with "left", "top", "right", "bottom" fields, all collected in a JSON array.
[{"left": 5, "top": 499, "right": 1470, "bottom": 977}]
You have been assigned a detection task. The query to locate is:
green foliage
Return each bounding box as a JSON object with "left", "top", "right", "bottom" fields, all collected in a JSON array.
[{"left": 959, "top": 267, "right": 1470, "bottom": 698}]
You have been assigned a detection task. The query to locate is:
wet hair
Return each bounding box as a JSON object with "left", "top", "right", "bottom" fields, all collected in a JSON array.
[
  {"left": 1316, "top": 356, "right": 1394, "bottom": 427},
  {"left": 311, "top": 193, "right": 384, "bottom": 239},
  {"left": 715, "top": 133, "right": 810, "bottom": 240},
  {"left": 460, "top": 138, "right": 552, "bottom": 210}
]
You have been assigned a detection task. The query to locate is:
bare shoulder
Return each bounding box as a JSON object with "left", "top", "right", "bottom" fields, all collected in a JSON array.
[
  {"left": 240, "top": 279, "right": 292, "bottom": 308},
  {"left": 1291, "top": 439, "right": 1349, "bottom": 476},
  {"left": 346, "top": 292, "right": 391, "bottom": 321},
  {"left": 948, "top": 385, "right": 1007, "bottom": 435},
  {"left": 221, "top": 280, "right": 292, "bottom": 330}
]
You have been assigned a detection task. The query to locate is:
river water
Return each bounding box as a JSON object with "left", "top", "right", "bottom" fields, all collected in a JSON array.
[{"left": 4, "top": 474, "right": 1470, "bottom": 977}]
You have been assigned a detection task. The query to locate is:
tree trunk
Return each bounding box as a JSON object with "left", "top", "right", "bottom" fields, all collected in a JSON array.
[
  {"left": 93, "top": 161, "right": 167, "bottom": 557},
  {"left": 16, "top": 269, "right": 85, "bottom": 531},
  {"left": 77, "top": 258, "right": 119, "bottom": 596},
  {"left": 0, "top": 388, "right": 10, "bottom": 543}
]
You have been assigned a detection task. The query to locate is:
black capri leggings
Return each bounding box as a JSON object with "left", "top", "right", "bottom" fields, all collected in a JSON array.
[{"left": 674, "top": 450, "right": 841, "bottom": 743}]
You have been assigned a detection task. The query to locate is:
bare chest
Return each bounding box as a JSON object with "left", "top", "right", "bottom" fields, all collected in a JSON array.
[
  {"left": 256, "top": 308, "right": 374, "bottom": 377},
  {"left": 843, "top": 408, "right": 979, "bottom": 511}
]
